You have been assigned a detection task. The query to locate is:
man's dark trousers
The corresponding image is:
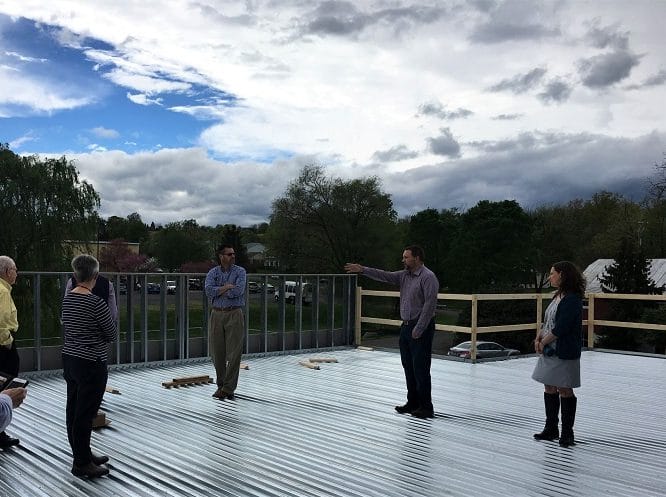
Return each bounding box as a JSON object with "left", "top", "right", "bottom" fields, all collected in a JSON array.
[{"left": 399, "top": 317, "right": 435, "bottom": 411}]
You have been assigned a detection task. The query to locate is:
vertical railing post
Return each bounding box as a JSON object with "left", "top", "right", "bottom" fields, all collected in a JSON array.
[
  {"left": 261, "top": 275, "right": 268, "bottom": 353},
  {"left": 314, "top": 277, "right": 320, "bottom": 349},
  {"left": 355, "top": 285, "right": 362, "bottom": 346},
  {"left": 33, "top": 274, "right": 42, "bottom": 371},
  {"left": 587, "top": 294, "right": 595, "bottom": 349},
  {"left": 328, "top": 277, "right": 336, "bottom": 347},
  {"left": 536, "top": 293, "right": 543, "bottom": 342},
  {"left": 470, "top": 295, "right": 478, "bottom": 362}
]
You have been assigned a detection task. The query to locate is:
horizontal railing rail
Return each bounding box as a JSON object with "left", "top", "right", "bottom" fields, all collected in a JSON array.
[
  {"left": 13, "top": 272, "right": 357, "bottom": 372},
  {"left": 356, "top": 288, "right": 666, "bottom": 362}
]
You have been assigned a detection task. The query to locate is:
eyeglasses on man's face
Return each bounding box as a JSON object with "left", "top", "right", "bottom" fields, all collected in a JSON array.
[{"left": 222, "top": 252, "right": 235, "bottom": 257}]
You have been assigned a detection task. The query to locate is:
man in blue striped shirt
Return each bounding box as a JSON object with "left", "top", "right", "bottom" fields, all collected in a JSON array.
[{"left": 205, "top": 244, "right": 246, "bottom": 400}]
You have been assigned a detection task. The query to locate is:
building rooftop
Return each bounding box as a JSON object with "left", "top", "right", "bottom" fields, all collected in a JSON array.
[
  {"left": 2, "top": 349, "right": 665, "bottom": 497},
  {"left": 584, "top": 257, "right": 666, "bottom": 293}
]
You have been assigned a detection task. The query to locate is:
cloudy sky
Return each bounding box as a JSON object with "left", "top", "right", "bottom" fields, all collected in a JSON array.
[{"left": 1, "top": 0, "right": 665, "bottom": 226}]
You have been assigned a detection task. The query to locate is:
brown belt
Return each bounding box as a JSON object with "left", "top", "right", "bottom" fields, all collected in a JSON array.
[{"left": 213, "top": 306, "right": 242, "bottom": 312}]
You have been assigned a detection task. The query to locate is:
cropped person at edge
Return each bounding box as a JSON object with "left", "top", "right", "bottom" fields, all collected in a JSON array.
[{"left": 0, "top": 255, "right": 21, "bottom": 449}]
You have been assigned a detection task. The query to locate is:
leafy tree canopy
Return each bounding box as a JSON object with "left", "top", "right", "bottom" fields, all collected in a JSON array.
[
  {"left": 446, "top": 200, "right": 533, "bottom": 292},
  {"left": 0, "top": 143, "right": 100, "bottom": 270},
  {"left": 143, "top": 219, "right": 210, "bottom": 271},
  {"left": 266, "top": 164, "right": 400, "bottom": 273}
]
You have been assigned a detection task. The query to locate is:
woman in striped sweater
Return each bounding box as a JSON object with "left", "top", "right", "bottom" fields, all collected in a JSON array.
[{"left": 61, "top": 254, "right": 117, "bottom": 478}]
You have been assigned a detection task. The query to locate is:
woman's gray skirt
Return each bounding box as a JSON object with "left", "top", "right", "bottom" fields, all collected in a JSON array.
[{"left": 532, "top": 355, "right": 581, "bottom": 388}]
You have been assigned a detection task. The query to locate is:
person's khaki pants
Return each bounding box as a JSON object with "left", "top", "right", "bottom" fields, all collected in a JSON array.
[{"left": 209, "top": 308, "right": 244, "bottom": 394}]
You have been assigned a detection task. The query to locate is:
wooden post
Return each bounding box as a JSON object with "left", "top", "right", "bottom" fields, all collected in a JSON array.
[
  {"left": 471, "top": 295, "right": 478, "bottom": 363},
  {"left": 536, "top": 294, "right": 543, "bottom": 342},
  {"left": 355, "top": 286, "right": 362, "bottom": 346},
  {"left": 587, "top": 294, "right": 595, "bottom": 349}
]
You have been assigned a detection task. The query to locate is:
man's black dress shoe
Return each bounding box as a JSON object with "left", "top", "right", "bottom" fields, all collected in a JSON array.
[
  {"left": 71, "top": 462, "right": 109, "bottom": 478},
  {"left": 411, "top": 407, "right": 435, "bottom": 419},
  {"left": 395, "top": 403, "right": 417, "bottom": 414},
  {"left": 0, "top": 431, "right": 19, "bottom": 448},
  {"left": 91, "top": 452, "right": 109, "bottom": 465}
]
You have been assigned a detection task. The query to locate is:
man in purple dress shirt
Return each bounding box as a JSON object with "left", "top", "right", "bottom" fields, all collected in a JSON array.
[{"left": 345, "top": 245, "right": 439, "bottom": 418}]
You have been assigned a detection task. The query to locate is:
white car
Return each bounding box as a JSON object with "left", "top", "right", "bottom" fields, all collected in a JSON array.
[{"left": 166, "top": 280, "right": 177, "bottom": 294}]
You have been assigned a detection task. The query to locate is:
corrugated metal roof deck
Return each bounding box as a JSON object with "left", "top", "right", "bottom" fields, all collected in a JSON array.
[{"left": 1, "top": 349, "right": 665, "bottom": 497}]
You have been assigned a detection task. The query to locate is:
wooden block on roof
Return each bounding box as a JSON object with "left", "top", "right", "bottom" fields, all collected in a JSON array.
[
  {"left": 309, "top": 357, "right": 338, "bottom": 363},
  {"left": 105, "top": 386, "right": 121, "bottom": 394},
  {"left": 171, "top": 375, "right": 212, "bottom": 384},
  {"left": 92, "top": 411, "right": 110, "bottom": 429},
  {"left": 162, "top": 375, "right": 213, "bottom": 388},
  {"left": 240, "top": 363, "right": 250, "bottom": 370},
  {"left": 299, "top": 360, "right": 320, "bottom": 370}
]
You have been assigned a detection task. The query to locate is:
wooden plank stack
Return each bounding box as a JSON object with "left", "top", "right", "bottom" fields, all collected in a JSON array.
[{"left": 162, "top": 375, "right": 214, "bottom": 389}]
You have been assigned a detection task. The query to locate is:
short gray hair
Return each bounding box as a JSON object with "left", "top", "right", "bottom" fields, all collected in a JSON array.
[
  {"left": 0, "top": 256, "right": 16, "bottom": 274},
  {"left": 71, "top": 254, "right": 99, "bottom": 283}
]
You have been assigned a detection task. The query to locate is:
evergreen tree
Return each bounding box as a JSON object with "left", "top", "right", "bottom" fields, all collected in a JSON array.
[{"left": 598, "top": 236, "right": 663, "bottom": 350}]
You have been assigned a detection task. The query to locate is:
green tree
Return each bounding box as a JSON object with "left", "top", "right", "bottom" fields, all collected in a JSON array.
[
  {"left": 105, "top": 213, "right": 149, "bottom": 243},
  {"left": 405, "top": 208, "right": 460, "bottom": 287},
  {"left": 529, "top": 205, "right": 577, "bottom": 291},
  {"left": 266, "top": 164, "right": 400, "bottom": 273},
  {"left": 0, "top": 143, "right": 100, "bottom": 269},
  {"left": 567, "top": 192, "right": 642, "bottom": 268},
  {"left": 446, "top": 200, "right": 533, "bottom": 292},
  {"left": 145, "top": 220, "right": 210, "bottom": 271},
  {"left": 642, "top": 155, "right": 666, "bottom": 257},
  {"left": 598, "top": 236, "right": 662, "bottom": 350},
  {"left": 0, "top": 143, "right": 100, "bottom": 344}
]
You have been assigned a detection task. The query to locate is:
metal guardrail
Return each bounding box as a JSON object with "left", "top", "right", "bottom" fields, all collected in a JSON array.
[
  {"left": 14, "top": 272, "right": 357, "bottom": 372},
  {"left": 356, "top": 288, "right": 666, "bottom": 362}
]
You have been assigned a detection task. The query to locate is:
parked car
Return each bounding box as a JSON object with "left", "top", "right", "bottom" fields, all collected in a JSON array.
[
  {"left": 166, "top": 280, "right": 177, "bottom": 294},
  {"left": 118, "top": 282, "right": 127, "bottom": 295},
  {"left": 448, "top": 341, "right": 520, "bottom": 359},
  {"left": 274, "top": 281, "right": 312, "bottom": 305},
  {"left": 248, "top": 281, "right": 260, "bottom": 293},
  {"left": 188, "top": 278, "right": 202, "bottom": 290},
  {"left": 146, "top": 282, "right": 161, "bottom": 294}
]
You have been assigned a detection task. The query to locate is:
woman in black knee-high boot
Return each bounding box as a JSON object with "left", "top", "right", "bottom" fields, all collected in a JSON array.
[{"left": 531, "top": 261, "right": 584, "bottom": 448}]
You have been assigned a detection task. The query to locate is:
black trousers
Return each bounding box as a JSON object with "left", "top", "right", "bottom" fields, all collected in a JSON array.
[
  {"left": 62, "top": 354, "right": 107, "bottom": 466},
  {"left": 399, "top": 318, "right": 435, "bottom": 411},
  {"left": 0, "top": 339, "right": 20, "bottom": 376}
]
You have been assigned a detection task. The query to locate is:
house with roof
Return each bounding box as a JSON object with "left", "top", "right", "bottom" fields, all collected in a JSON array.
[{"left": 584, "top": 258, "right": 666, "bottom": 293}]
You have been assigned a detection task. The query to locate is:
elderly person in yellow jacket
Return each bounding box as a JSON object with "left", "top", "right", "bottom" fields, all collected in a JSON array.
[{"left": 0, "top": 255, "right": 20, "bottom": 448}]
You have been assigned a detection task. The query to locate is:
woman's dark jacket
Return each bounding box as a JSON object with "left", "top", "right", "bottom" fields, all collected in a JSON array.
[{"left": 551, "top": 293, "right": 583, "bottom": 360}]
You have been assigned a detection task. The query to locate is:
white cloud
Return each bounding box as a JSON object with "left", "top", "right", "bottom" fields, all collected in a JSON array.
[
  {"left": 4, "top": 51, "right": 47, "bottom": 63},
  {"left": 25, "top": 129, "right": 660, "bottom": 228},
  {"left": 127, "top": 92, "right": 163, "bottom": 106},
  {"left": 8, "top": 133, "right": 35, "bottom": 149},
  {"left": 1, "top": 0, "right": 665, "bottom": 225},
  {"left": 90, "top": 126, "right": 120, "bottom": 139},
  {"left": 0, "top": 66, "right": 93, "bottom": 115},
  {"left": 105, "top": 68, "right": 190, "bottom": 94}
]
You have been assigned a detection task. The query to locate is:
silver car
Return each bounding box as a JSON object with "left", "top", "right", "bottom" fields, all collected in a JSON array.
[{"left": 448, "top": 341, "right": 520, "bottom": 359}]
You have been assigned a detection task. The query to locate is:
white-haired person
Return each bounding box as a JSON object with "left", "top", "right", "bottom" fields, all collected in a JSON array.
[
  {"left": 0, "top": 255, "right": 21, "bottom": 448},
  {"left": 61, "top": 254, "right": 117, "bottom": 478}
]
